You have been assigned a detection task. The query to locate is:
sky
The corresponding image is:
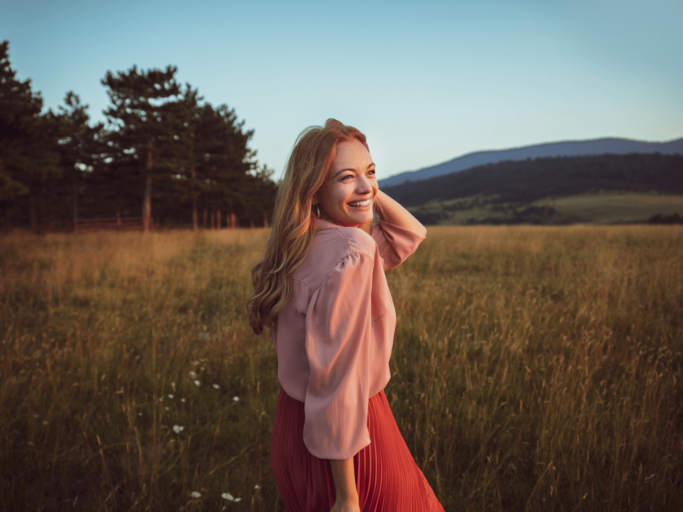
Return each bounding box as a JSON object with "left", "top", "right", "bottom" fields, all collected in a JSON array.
[{"left": 1, "top": 0, "right": 682, "bottom": 181}]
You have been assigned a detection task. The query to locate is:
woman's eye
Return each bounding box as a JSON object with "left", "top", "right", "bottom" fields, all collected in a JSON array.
[
  {"left": 368, "top": 169, "right": 376, "bottom": 176},
  {"left": 341, "top": 175, "right": 353, "bottom": 181}
]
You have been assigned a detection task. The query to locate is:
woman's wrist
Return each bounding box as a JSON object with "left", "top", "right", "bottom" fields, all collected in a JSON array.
[
  {"left": 329, "top": 458, "right": 359, "bottom": 504},
  {"left": 374, "top": 189, "right": 427, "bottom": 237}
]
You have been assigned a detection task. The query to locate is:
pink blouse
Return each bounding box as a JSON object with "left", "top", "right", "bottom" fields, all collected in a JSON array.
[{"left": 271, "top": 217, "right": 426, "bottom": 460}]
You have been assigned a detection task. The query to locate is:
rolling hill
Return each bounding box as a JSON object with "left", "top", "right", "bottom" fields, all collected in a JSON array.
[{"left": 378, "top": 137, "right": 683, "bottom": 188}]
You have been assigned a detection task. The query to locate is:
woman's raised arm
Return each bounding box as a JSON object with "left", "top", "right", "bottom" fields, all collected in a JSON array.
[{"left": 366, "top": 190, "right": 427, "bottom": 271}]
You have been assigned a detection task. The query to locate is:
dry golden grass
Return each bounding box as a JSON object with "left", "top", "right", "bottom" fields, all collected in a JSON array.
[{"left": 1, "top": 225, "right": 681, "bottom": 511}]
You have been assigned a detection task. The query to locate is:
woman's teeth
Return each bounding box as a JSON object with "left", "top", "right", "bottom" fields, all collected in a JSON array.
[{"left": 348, "top": 199, "right": 371, "bottom": 207}]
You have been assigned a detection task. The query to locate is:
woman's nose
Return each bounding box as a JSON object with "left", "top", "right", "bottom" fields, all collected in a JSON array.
[{"left": 356, "top": 175, "right": 373, "bottom": 193}]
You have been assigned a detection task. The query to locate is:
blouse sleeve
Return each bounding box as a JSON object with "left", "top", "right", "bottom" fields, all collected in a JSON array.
[
  {"left": 303, "top": 250, "right": 384, "bottom": 460},
  {"left": 368, "top": 217, "right": 426, "bottom": 270}
]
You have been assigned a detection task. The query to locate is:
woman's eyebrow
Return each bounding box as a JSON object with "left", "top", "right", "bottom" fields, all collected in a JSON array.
[{"left": 332, "top": 163, "right": 376, "bottom": 178}]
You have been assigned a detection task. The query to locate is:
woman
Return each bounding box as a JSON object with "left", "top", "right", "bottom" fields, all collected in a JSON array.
[{"left": 247, "top": 119, "right": 444, "bottom": 512}]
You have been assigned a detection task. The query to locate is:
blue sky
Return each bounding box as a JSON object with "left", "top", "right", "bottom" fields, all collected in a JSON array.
[{"left": 2, "top": 0, "right": 682, "bottom": 180}]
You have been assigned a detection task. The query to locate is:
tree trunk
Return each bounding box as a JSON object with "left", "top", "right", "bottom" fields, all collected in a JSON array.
[
  {"left": 230, "top": 212, "right": 235, "bottom": 229},
  {"left": 191, "top": 168, "right": 198, "bottom": 231},
  {"left": 143, "top": 141, "right": 154, "bottom": 232},
  {"left": 203, "top": 208, "right": 207, "bottom": 229},
  {"left": 4, "top": 202, "right": 11, "bottom": 232},
  {"left": 217, "top": 209, "right": 221, "bottom": 229},
  {"left": 29, "top": 192, "right": 37, "bottom": 233},
  {"left": 143, "top": 172, "right": 152, "bottom": 232},
  {"left": 72, "top": 169, "right": 79, "bottom": 233}
]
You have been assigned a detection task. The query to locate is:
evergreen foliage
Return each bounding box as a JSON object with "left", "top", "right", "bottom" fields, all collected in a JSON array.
[
  {"left": 0, "top": 40, "right": 61, "bottom": 230},
  {"left": 0, "top": 41, "right": 277, "bottom": 232}
]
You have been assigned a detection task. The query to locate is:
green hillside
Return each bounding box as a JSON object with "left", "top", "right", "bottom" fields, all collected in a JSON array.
[{"left": 382, "top": 153, "right": 683, "bottom": 225}]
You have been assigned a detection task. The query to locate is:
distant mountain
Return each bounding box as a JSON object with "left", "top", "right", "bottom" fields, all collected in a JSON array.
[
  {"left": 384, "top": 153, "right": 683, "bottom": 208},
  {"left": 378, "top": 137, "right": 683, "bottom": 188}
]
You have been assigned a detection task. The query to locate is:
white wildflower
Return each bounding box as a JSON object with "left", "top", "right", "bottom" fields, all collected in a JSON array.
[
  {"left": 181, "top": 398, "right": 186, "bottom": 402},
  {"left": 254, "top": 484, "right": 260, "bottom": 489},
  {"left": 213, "top": 384, "right": 220, "bottom": 389},
  {"left": 172, "top": 425, "right": 184, "bottom": 434},
  {"left": 233, "top": 396, "right": 239, "bottom": 402},
  {"left": 189, "top": 371, "right": 197, "bottom": 378},
  {"left": 194, "top": 380, "right": 201, "bottom": 386},
  {"left": 234, "top": 498, "right": 241, "bottom": 502},
  {"left": 221, "top": 493, "right": 234, "bottom": 501},
  {"left": 190, "top": 491, "right": 201, "bottom": 498},
  {"left": 168, "top": 394, "right": 174, "bottom": 399},
  {"left": 165, "top": 407, "right": 170, "bottom": 411},
  {"left": 159, "top": 397, "right": 163, "bottom": 401}
]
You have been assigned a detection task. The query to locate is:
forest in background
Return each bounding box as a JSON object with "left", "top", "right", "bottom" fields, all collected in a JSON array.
[
  {"left": 383, "top": 153, "right": 683, "bottom": 225},
  {"left": 0, "top": 40, "right": 277, "bottom": 232}
]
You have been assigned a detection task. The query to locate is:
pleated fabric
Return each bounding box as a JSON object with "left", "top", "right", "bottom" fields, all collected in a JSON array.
[{"left": 271, "top": 387, "right": 445, "bottom": 512}]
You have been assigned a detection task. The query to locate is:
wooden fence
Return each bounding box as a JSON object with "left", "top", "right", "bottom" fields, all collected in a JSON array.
[
  {"left": 22, "top": 210, "right": 268, "bottom": 234},
  {"left": 75, "top": 216, "right": 144, "bottom": 233}
]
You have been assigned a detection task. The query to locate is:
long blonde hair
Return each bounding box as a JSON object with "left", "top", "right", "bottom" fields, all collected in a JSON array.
[{"left": 246, "top": 119, "right": 371, "bottom": 335}]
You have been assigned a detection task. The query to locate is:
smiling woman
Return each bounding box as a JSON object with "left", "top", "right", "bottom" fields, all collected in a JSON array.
[{"left": 246, "top": 119, "right": 441, "bottom": 511}]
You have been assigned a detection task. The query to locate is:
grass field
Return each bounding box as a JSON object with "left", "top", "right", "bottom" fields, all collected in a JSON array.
[{"left": 1, "top": 226, "right": 682, "bottom": 511}]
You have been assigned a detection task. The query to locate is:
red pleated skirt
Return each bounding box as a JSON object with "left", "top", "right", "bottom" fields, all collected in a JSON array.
[{"left": 271, "top": 387, "right": 445, "bottom": 512}]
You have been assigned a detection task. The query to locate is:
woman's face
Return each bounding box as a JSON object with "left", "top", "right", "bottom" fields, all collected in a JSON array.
[{"left": 314, "top": 139, "right": 378, "bottom": 228}]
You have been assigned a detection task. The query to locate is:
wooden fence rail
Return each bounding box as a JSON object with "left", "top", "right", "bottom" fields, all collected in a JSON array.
[{"left": 75, "top": 217, "right": 144, "bottom": 233}]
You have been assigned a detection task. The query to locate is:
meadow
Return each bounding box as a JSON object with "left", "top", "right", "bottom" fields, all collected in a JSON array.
[
  {"left": 1, "top": 225, "right": 681, "bottom": 511},
  {"left": 407, "top": 192, "right": 683, "bottom": 226}
]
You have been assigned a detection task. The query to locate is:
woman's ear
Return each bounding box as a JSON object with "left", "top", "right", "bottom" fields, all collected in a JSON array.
[{"left": 312, "top": 194, "right": 318, "bottom": 206}]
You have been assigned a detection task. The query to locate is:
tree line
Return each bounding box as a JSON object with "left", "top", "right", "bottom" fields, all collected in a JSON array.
[{"left": 0, "top": 40, "right": 277, "bottom": 233}]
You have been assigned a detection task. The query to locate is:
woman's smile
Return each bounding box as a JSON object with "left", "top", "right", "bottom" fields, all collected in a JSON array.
[{"left": 348, "top": 198, "right": 372, "bottom": 208}]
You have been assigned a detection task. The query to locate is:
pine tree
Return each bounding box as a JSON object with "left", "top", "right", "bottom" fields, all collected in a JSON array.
[
  {"left": 101, "top": 65, "right": 185, "bottom": 231},
  {"left": 0, "top": 40, "right": 59, "bottom": 231},
  {"left": 52, "top": 92, "right": 105, "bottom": 230},
  {"left": 191, "top": 102, "right": 261, "bottom": 228}
]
